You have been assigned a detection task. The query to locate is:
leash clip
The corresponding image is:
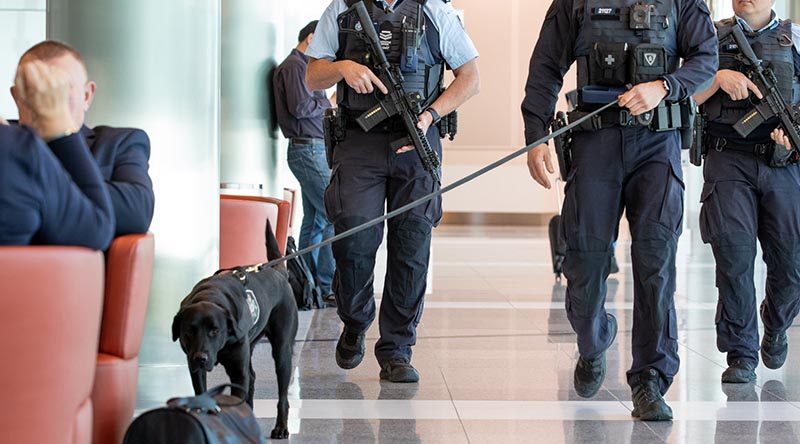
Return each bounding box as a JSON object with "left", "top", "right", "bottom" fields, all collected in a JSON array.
[{"left": 232, "top": 269, "right": 247, "bottom": 282}]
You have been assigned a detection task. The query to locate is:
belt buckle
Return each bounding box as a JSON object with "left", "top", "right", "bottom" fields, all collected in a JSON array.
[{"left": 619, "top": 110, "right": 635, "bottom": 127}]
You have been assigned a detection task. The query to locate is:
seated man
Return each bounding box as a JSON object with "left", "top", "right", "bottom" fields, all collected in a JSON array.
[
  {"left": 12, "top": 40, "right": 154, "bottom": 236},
  {"left": 0, "top": 61, "right": 114, "bottom": 249}
]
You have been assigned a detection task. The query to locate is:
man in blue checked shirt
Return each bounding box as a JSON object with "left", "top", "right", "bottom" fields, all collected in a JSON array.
[{"left": 305, "top": 0, "right": 480, "bottom": 383}]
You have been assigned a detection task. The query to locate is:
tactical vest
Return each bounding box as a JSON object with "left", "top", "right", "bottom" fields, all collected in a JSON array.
[
  {"left": 704, "top": 19, "right": 800, "bottom": 130},
  {"left": 336, "top": 0, "right": 444, "bottom": 113},
  {"left": 574, "top": 0, "right": 680, "bottom": 89}
]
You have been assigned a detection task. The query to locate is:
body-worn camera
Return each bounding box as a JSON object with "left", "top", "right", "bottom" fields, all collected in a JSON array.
[{"left": 630, "top": 2, "right": 656, "bottom": 30}]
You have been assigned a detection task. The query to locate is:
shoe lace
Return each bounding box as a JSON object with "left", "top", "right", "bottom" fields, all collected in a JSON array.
[
  {"left": 634, "top": 380, "right": 661, "bottom": 406},
  {"left": 578, "top": 357, "right": 604, "bottom": 377},
  {"left": 387, "top": 358, "right": 410, "bottom": 368},
  {"left": 730, "top": 359, "right": 752, "bottom": 371},
  {"left": 764, "top": 332, "right": 786, "bottom": 346}
]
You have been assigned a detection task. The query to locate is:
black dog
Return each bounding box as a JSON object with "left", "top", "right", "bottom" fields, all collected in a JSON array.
[{"left": 172, "top": 221, "right": 298, "bottom": 439}]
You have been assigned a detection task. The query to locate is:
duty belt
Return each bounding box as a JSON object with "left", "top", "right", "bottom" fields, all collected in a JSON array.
[
  {"left": 707, "top": 136, "right": 774, "bottom": 158},
  {"left": 567, "top": 108, "right": 650, "bottom": 132}
]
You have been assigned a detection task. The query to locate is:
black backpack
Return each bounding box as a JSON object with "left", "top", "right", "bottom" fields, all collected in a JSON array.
[
  {"left": 285, "top": 236, "right": 326, "bottom": 310},
  {"left": 124, "top": 385, "right": 265, "bottom": 444}
]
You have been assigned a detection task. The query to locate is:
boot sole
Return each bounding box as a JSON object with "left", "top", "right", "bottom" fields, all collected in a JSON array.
[
  {"left": 761, "top": 349, "right": 788, "bottom": 370},
  {"left": 379, "top": 370, "right": 420, "bottom": 383},
  {"left": 721, "top": 373, "right": 757, "bottom": 383},
  {"left": 632, "top": 409, "right": 673, "bottom": 422},
  {"left": 335, "top": 347, "right": 364, "bottom": 370}
]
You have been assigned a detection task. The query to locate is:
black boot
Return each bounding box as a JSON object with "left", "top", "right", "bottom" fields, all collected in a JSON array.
[
  {"left": 379, "top": 358, "right": 420, "bottom": 383},
  {"left": 631, "top": 368, "right": 673, "bottom": 421},
  {"left": 761, "top": 331, "right": 788, "bottom": 370},
  {"left": 336, "top": 328, "right": 365, "bottom": 370},
  {"left": 721, "top": 359, "right": 756, "bottom": 384},
  {"left": 574, "top": 314, "right": 617, "bottom": 398}
]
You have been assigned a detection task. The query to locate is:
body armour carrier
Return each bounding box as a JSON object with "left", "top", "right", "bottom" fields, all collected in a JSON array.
[
  {"left": 336, "top": 0, "right": 444, "bottom": 114},
  {"left": 704, "top": 19, "right": 800, "bottom": 133},
  {"left": 574, "top": 0, "right": 680, "bottom": 90}
]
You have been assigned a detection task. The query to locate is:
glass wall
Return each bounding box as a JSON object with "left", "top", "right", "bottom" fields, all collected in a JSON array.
[{"left": 0, "top": 0, "right": 45, "bottom": 118}]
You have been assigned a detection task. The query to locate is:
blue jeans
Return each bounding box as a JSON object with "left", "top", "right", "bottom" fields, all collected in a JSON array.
[{"left": 287, "top": 139, "right": 335, "bottom": 294}]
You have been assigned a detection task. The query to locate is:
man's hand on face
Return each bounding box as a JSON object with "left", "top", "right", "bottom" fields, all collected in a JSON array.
[
  {"left": 396, "top": 111, "right": 434, "bottom": 154},
  {"left": 618, "top": 80, "right": 669, "bottom": 116},
  {"left": 15, "top": 61, "right": 75, "bottom": 140}
]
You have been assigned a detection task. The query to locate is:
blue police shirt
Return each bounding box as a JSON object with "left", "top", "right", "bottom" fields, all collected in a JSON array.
[
  {"left": 734, "top": 13, "right": 799, "bottom": 57},
  {"left": 307, "top": 0, "right": 479, "bottom": 70}
]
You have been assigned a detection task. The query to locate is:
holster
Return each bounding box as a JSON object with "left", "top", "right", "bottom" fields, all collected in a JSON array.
[
  {"left": 551, "top": 111, "right": 573, "bottom": 181},
  {"left": 690, "top": 113, "right": 707, "bottom": 167},
  {"left": 323, "top": 107, "right": 346, "bottom": 168}
]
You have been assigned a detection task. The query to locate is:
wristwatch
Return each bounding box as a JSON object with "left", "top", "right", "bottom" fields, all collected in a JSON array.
[{"left": 424, "top": 107, "right": 441, "bottom": 124}]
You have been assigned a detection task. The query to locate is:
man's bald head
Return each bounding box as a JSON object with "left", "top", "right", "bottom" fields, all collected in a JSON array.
[{"left": 19, "top": 40, "right": 87, "bottom": 72}]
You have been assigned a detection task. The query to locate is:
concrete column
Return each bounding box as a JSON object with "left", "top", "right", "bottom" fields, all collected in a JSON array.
[{"left": 47, "top": 0, "right": 222, "bottom": 382}]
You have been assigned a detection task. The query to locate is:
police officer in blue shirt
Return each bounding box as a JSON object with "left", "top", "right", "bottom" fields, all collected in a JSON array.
[
  {"left": 694, "top": 0, "right": 800, "bottom": 384},
  {"left": 523, "top": 0, "right": 718, "bottom": 420},
  {"left": 306, "top": 0, "right": 479, "bottom": 383}
]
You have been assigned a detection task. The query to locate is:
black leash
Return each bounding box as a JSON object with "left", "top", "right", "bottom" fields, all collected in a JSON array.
[{"left": 263, "top": 99, "right": 621, "bottom": 269}]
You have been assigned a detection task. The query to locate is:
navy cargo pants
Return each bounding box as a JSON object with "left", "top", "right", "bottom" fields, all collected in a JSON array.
[
  {"left": 562, "top": 126, "right": 683, "bottom": 394},
  {"left": 325, "top": 124, "right": 441, "bottom": 364},
  {"left": 700, "top": 148, "right": 800, "bottom": 367}
]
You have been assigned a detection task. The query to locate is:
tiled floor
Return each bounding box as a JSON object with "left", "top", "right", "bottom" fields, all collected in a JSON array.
[{"left": 137, "top": 224, "right": 800, "bottom": 443}]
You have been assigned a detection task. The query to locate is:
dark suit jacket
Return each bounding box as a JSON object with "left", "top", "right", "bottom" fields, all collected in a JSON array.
[
  {"left": 0, "top": 125, "right": 115, "bottom": 249},
  {"left": 82, "top": 125, "right": 154, "bottom": 236}
]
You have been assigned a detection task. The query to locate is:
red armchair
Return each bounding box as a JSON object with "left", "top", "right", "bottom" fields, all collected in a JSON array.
[
  {"left": 0, "top": 247, "right": 105, "bottom": 444},
  {"left": 220, "top": 195, "right": 291, "bottom": 269},
  {"left": 91, "top": 234, "right": 155, "bottom": 444}
]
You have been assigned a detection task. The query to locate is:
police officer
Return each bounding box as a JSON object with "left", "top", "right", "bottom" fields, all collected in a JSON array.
[
  {"left": 693, "top": 0, "right": 800, "bottom": 384},
  {"left": 305, "top": 0, "right": 479, "bottom": 383},
  {"left": 523, "top": 0, "right": 718, "bottom": 420}
]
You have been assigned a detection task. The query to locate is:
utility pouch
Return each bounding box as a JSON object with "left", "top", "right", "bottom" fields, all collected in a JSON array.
[
  {"left": 437, "top": 110, "right": 458, "bottom": 141},
  {"left": 679, "top": 98, "right": 697, "bottom": 150},
  {"left": 630, "top": 44, "right": 667, "bottom": 85},
  {"left": 590, "top": 42, "right": 630, "bottom": 87}
]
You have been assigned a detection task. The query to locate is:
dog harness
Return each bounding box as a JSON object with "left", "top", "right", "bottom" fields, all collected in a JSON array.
[{"left": 230, "top": 267, "right": 263, "bottom": 327}]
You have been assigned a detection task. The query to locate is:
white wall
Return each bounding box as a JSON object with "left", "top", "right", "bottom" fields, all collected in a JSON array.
[
  {"left": 441, "top": 0, "right": 576, "bottom": 215},
  {"left": 0, "top": 0, "right": 46, "bottom": 119}
]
